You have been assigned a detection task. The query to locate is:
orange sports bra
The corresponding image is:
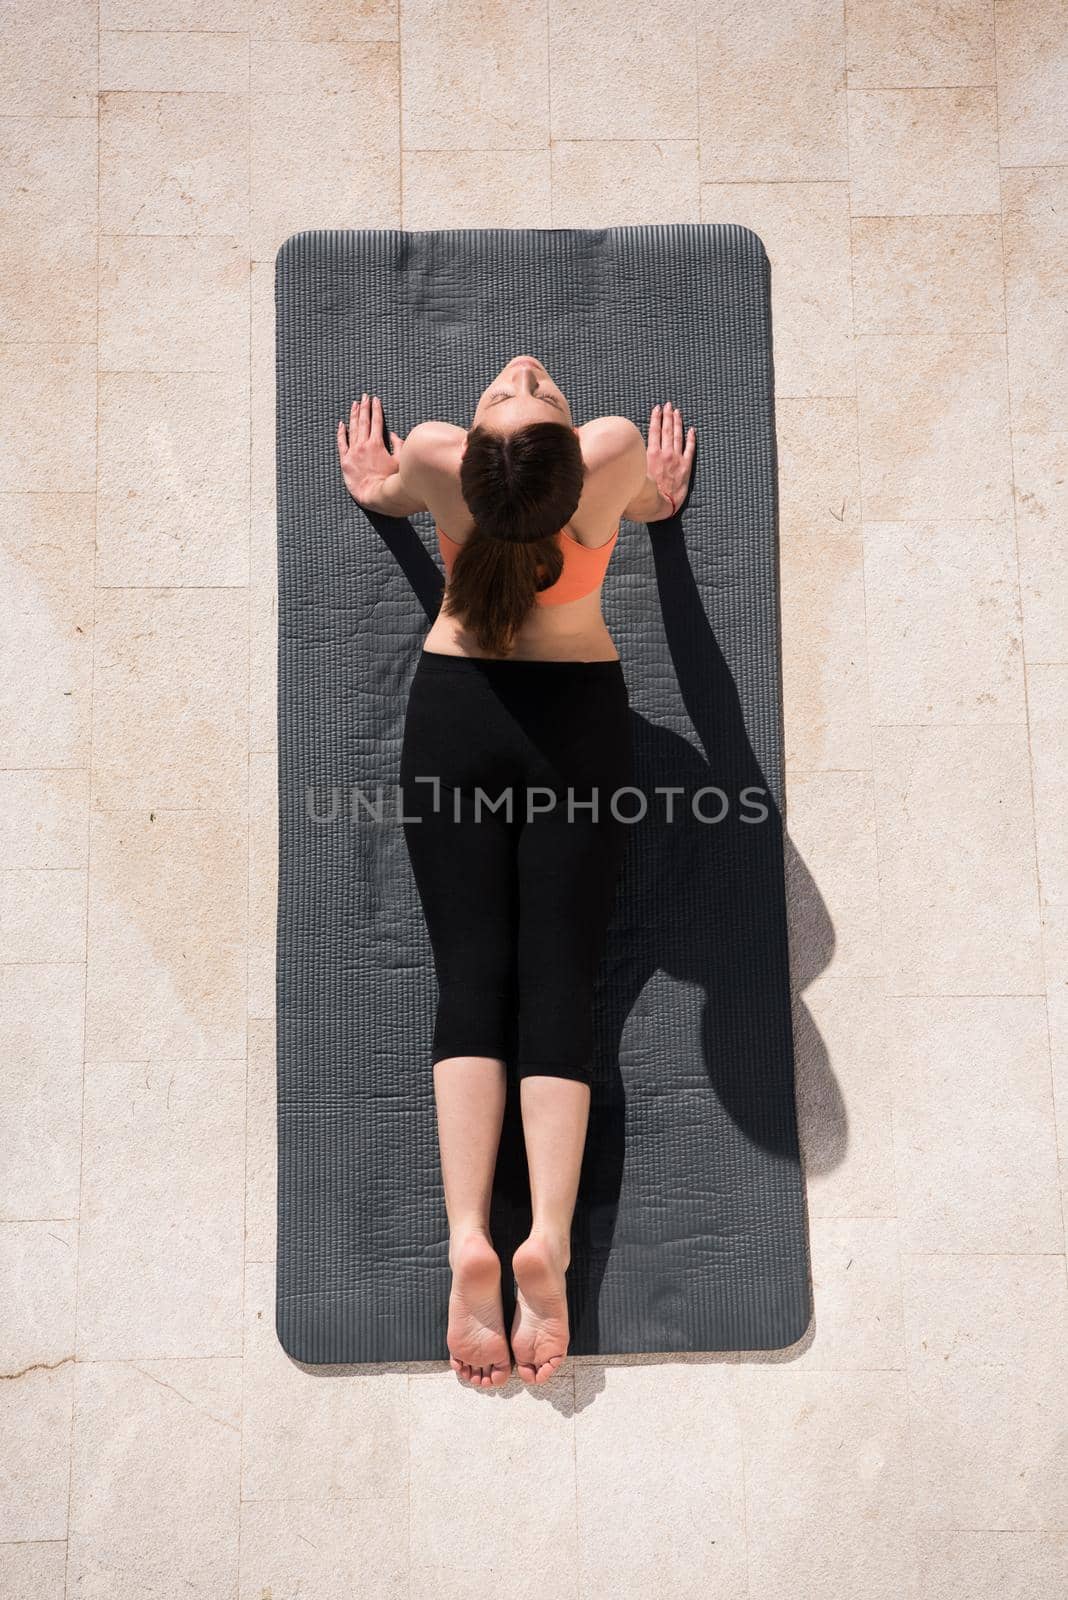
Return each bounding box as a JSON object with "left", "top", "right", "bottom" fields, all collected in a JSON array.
[{"left": 435, "top": 519, "right": 619, "bottom": 606}]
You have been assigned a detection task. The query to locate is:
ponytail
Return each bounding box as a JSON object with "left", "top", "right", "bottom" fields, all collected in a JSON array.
[{"left": 441, "top": 420, "right": 584, "bottom": 655}]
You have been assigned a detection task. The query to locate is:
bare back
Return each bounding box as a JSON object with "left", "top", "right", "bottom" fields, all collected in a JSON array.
[{"left": 414, "top": 417, "right": 637, "bottom": 661}]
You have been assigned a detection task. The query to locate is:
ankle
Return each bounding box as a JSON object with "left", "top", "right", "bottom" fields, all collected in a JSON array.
[
  {"left": 448, "top": 1223, "right": 493, "bottom": 1265},
  {"left": 520, "top": 1226, "right": 571, "bottom": 1270}
]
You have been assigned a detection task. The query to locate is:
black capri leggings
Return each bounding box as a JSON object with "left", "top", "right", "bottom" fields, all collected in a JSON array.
[{"left": 399, "top": 648, "right": 634, "bottom": 1086}]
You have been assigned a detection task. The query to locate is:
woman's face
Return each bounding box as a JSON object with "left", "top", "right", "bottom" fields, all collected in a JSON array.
[{"left": 471, "top": 356, "right": 574, "bottom": 432}]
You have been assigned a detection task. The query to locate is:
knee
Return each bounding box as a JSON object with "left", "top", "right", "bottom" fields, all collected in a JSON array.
[
  {"left": 432, "top": 973, "right": 517, "bottom": 1065},
  {"left": 516, "top": 978, "right": 595, "bottom": 1087},
  {"left": 517, "top": 1058, "right": 593, "bottom": 1088}
]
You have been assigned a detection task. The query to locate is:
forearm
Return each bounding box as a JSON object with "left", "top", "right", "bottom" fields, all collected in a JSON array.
[
  {"left": 357, "top": 469, "right": 428, "bottom": 518},
  {"left": 622, "top": 473, "right": 674, "bottom": 524}
]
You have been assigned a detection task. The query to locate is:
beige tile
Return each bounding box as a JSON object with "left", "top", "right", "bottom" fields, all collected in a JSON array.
[
  {"left": 552, "top": 141, "right": 700, "bottom": 227},
  {"left": 0, "top": 1218, "right": 77, "bottom": 1367},
  {"left": 99, "top": 29, "right": 249, "bottom": 93},
  {"left": 697, "top": 0, "right": 848, "bottom": 181},
  {"left": 100, "top": 0, "right": 247, "bottom": 27},
  {"left": 0, "top": 494, "right": 95, "bottom": 769},
  {"left": 0, "top": 965, "right": 84, "bottom": 1221},
  {"left": 701, "top": 182, "right": 853, "bottom": 397},
  {"left": 0, "top": 1359, "right": 73, "bottom": 1542},
  {"left": 250, "top": 262, "right": 275, "bottom": 523},
  {"left": 994, "top": 0, "right": 1068, "bottom": 166},
  {"left": 91, "top": 588, "right": 248, "bottom": 813},
  {"left": 76, "top": 1058, "right": 245, "bottom": 1359},
  {"left": 736, "top": 1367, "right": 918, "bottom": 1598},
  {"left": 0, "top": 1543, "right": 67, "bottom": 1600},
  {"left": 250, "top": 518, "right": 276, "bottom": 612},
  {"left": 240, "top": 1498, "right": 408, "bottom": 1600},
  {"left": 856, "top": 334, "right": 1012, "bottom": 521},
  {"left": 402, "top": 148, "right": 552, "bottom": 228},
  {"left": 400, "top": 0, "right": 546, "bottom": 150},
  {"left": 0, "top": 868, "right": 86, "bottom": 963},
  {"left": 794, "top": 974, "right": 899, "bottom": 1218},
  {"left": 100, "top": 90, "right": 249, "bottom": 236},
  {"left": 873, "top": 724, "right": 1042, "bottom": 995},
  {"left": 0, "top": 769, "right": 88, "bottom": 869},
  {"left": 863, "top": 520, "right": 1026, "bottom": 724},
  {"left": 786, "top": 1216, "right": 906, "bottom": 1370},
  {"left": 851, "top": 216, "right": 1004, "bottom": 336},
  {"left": 0, "top": 0, "right": 96, "bottom": 116},
  {"left": 573, "top": 1365, "right": 746, "bottom": 1599},
  {"left": 0, "top": 345, "right": 96, "bottom": 494},
  {"left": 785, "top": 772, "right": 883, "bottom": 977},
  {"left": 549, "top": 1, "right": 698, "bottom": 140},
  {"left": 251, "top": 0, "right": 397, "bottom": 39},
  {"left": 0, "top": 114, "right": 97, "bottom": 235},
  {"left": 902, "top": 1254, "right": 1068, "bottom": 1529},
  {"left": 251, "top": 39, "right": 399, "bottom": 261},
  {"left": 889, "top": 996, "right": 1061, "bottom": 1252},
  {"left": 67, "top": 1358, "right": 241, "bottom": 1593},
  {"left": 776, "top": 398, "right": 861, "bottom": 536},
  {"left": 248, "top": 755, "right": 276, "bottom": 1024},
  {"left": 1052, "top": 980, "right": 1068, "bottom": 1184},
  {"left": 245, "top": 1018, "right": 275, "bottom": 1260},
  {"left": 781, "top": 533, "right": 872, "bottom": 771},
  {"left": 845, "top": 0, "right": 994, "bottom": 88},
  {"left": 99, "top": 235, "right": 250, "bottom": 373},
  {"left": 1002, "top": 167, "right": 1068, "bottom": 438},
  {"left": 85, "top": 809, "right": 247, "bottom": 1062},
  {"left": 1028, "top": 665, "right": 1068, "bottom": 985},
  {"left": 242, "top": 1261, "right": 408, "bottom": 1501},
  {"left": 848, "top": 87, "right": 999, "bottom": 215},
  {"left": 1012, "top": 429, "right": 1068, "bottom": 666},
  {"left": 250, "top": 585, "right": 276, "bottom": 763},
  {"left": 915, "top": 1531, "right": 1068, "bottom": 1599},
  {"left": 97, "top": 370, "right": 250, "bottom": 586},
  {"left": 409, "top": 1366, "right": 576, "bottom": 1597},
  {"left": 0, "top": 229, "right": 96, "bottom": 343}
]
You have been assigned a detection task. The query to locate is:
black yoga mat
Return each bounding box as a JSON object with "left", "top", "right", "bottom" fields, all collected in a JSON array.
[{"left": 274, "top": 224, "right": 812, "bottom": 1363}]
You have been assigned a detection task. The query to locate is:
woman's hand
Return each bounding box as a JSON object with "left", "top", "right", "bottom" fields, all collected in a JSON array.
[
  {"left": 336, "top": 393, "right": 405, "bottom": 506},
  {"left": 646, "top": 401, "right": 695, "bottom": 515}
]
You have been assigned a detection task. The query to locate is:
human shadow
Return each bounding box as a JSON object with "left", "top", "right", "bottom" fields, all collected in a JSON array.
[{"left": 364, "top": 505, "right": 842, "bottom": 1357}]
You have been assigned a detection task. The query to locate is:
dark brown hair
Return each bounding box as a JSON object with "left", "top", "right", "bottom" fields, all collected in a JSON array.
[{"left": 440, "top": 419, "right": 586, "bottom": 655}]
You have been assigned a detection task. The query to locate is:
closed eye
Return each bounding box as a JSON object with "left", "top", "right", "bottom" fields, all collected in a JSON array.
[{"left": 487, "top": 388, "right": 563, "bottom": 410}]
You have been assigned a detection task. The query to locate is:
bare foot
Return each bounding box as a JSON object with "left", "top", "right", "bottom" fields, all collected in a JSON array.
[
  {"left": 446, "top": 1231, "right": 512, "bottom": 1388},
  {"left": 510, "top": 1233, "right": 570, "bottom": 1385}
]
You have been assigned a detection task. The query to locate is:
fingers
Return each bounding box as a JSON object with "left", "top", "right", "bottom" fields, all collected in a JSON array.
[
  {"left": 336, "top": 419, "right": 347, "bottom": 460},
  {"left": 649, "top": 401, "right": 662, "bottom": 453},
  {"left": 666, "top": 402, "right": 696, "bottom": 459}
]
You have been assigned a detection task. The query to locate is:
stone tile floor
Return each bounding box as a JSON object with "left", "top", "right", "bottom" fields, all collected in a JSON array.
[{"left": 1, "top": 2, "right": 1065, "bottom": 1595}]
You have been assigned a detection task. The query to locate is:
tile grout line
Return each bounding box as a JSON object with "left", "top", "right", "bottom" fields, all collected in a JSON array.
[
  {"left": 991, "top": 3, "right": 1067, "bottom": 1244},
  {"left": 63, "top": 7, "right": 103, "bottom": 1597}
]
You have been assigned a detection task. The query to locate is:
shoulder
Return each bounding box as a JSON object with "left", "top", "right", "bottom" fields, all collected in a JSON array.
[
  {"left": 576, "top": 415, "right": 644, "bottom": 468},
  {"left": 403, "top": 419, "right": 465, "bottom": 465},
  {"left": 570, "top": 416, "right": 645, "bottom": 535},
  {"left": 400, "top": 420, "right": 465, "bottom": 492}
]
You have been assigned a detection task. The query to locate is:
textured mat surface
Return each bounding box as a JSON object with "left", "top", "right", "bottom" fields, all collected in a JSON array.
[{"left": 275, "top": 224, "right": 812, "bottom": 1363}]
